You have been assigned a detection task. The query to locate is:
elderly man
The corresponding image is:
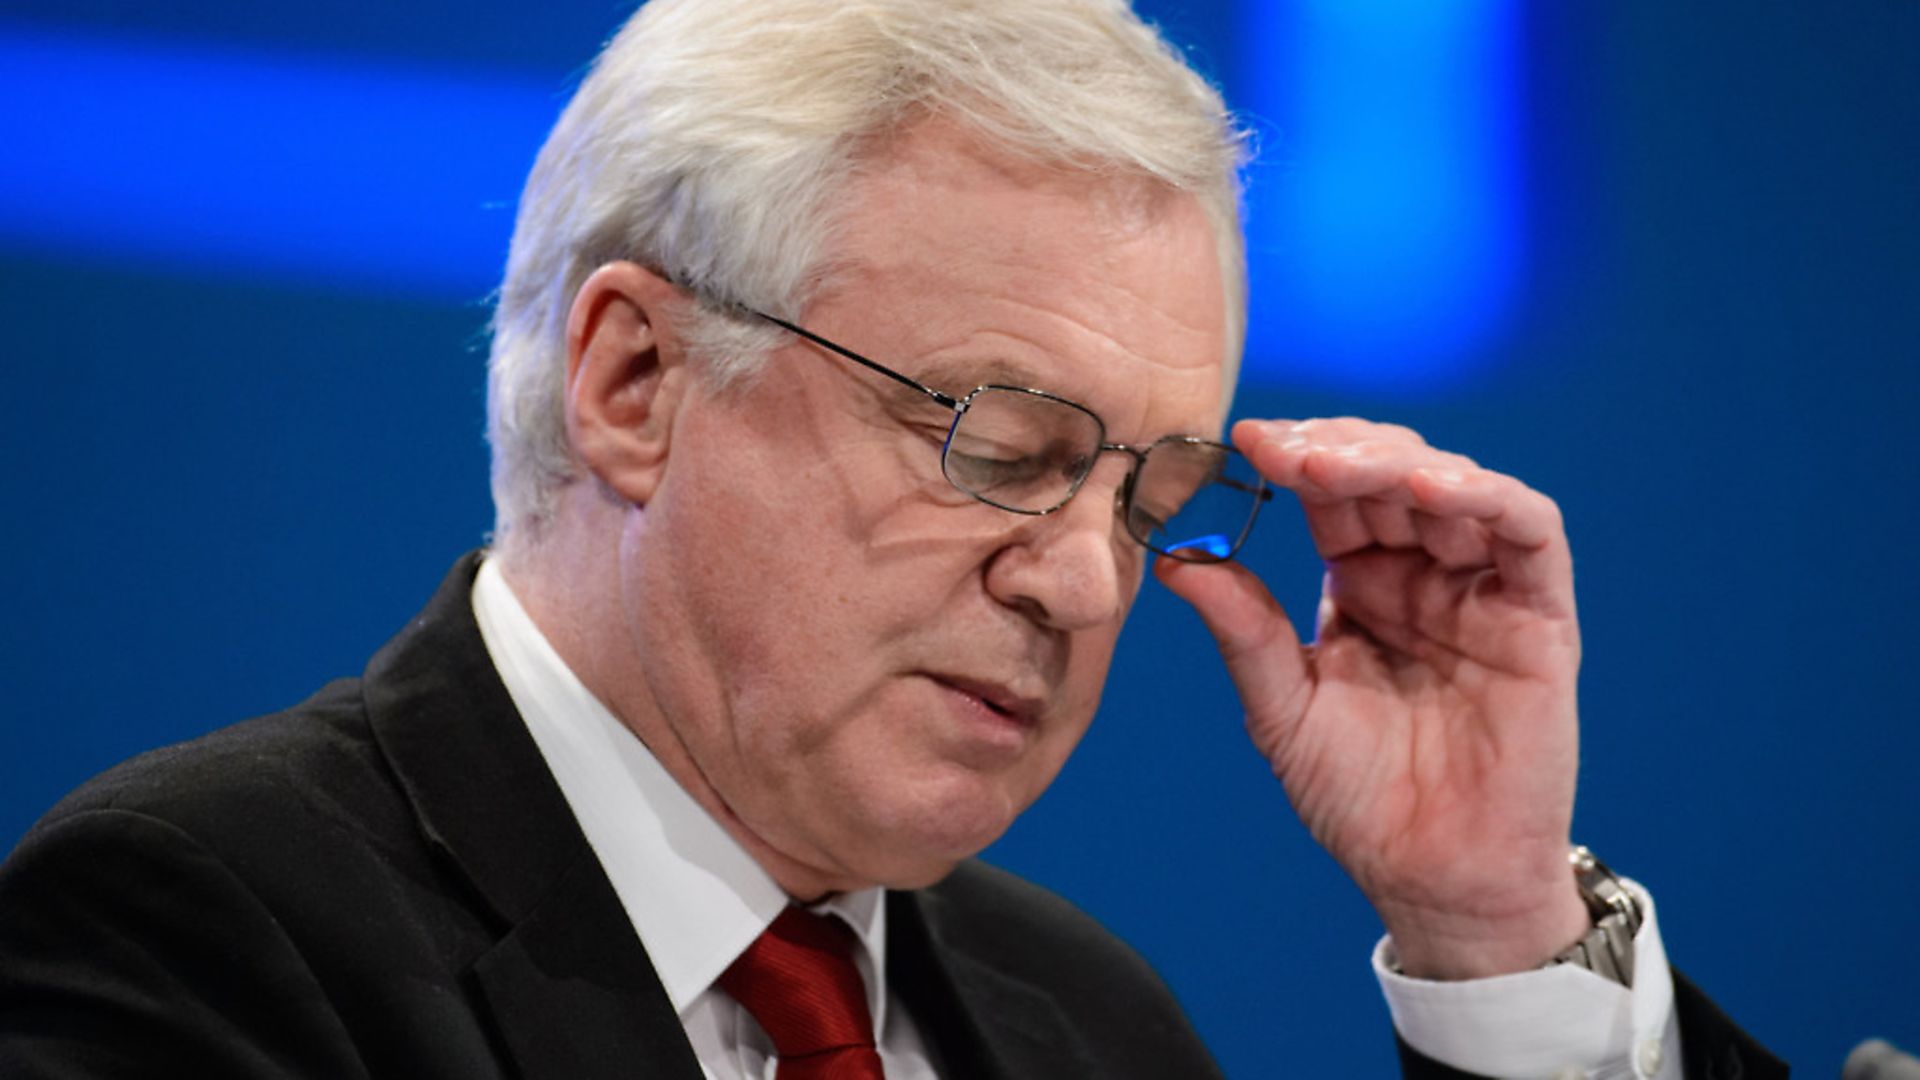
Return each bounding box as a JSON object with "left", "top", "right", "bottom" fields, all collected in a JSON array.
[{"left": 0, "top": 1, "right": 1783, "bottom": 1077}]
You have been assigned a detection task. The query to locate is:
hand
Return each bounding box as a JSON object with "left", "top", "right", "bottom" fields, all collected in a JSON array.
[{"left": 1157, "top": 418, "right": 1591, "bottom": 979}]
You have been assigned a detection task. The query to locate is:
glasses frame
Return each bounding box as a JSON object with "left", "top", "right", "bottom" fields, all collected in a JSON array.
[{"left": 749, "top": 309, "right": 1271, "bottom": 563}]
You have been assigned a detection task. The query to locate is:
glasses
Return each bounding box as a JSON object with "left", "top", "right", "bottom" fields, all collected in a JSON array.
[{"left": 751, "top": 310, "right": 1271, "bottom": 563}]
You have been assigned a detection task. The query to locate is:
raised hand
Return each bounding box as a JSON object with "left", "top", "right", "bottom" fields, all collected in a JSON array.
[{"left": 1158, "top": 418, "right": 1592, "bottom": 978}]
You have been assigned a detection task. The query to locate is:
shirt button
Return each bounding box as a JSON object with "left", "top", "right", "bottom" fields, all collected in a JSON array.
[{"left": 1636, "top": 1037, "right": 1665, "bottom": 1076}]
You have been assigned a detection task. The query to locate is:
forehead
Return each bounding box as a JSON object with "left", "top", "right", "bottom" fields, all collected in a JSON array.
[{"left": 804, "top": 120, "right": 1230, "bottom": 438}]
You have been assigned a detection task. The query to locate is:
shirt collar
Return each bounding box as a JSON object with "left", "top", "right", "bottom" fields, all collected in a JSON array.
[{"left": 470, "top": 556, "right": 892, "bottom": 1029}]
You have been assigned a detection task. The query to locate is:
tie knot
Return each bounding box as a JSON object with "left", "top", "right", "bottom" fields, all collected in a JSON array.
[{"left": 718, "top": 907, "right": 884, "bottom": 1078}]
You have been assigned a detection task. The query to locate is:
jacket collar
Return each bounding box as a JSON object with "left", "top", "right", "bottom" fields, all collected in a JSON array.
[{"left": 360, "top": 552, "right": 702, "bottom": 1079}]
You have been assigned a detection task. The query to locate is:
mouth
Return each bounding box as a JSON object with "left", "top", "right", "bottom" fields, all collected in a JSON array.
[{"left": 926, "top": 673, "right": 1043, "bottom": 730}]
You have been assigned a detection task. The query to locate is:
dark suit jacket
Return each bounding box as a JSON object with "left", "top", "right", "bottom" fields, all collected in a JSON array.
[{"left": 0, "top": 555, "right": 1784, "bottom": 1078}]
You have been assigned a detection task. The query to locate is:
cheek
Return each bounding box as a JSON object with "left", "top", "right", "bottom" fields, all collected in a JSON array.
[{"left": 637, "top": 403, "right": 928, "bottom": 732}]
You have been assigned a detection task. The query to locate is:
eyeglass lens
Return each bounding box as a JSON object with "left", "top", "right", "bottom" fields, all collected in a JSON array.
[
  {"left": 1126, "top": 440, "right": 1261, "bottom": 562},
  {"left": 941, "top": 387, "right": 1263, "bottom": 563}
]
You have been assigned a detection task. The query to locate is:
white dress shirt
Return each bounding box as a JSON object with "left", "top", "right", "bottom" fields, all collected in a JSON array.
[
  {"left": 471, "top": 559, "right": 936, "bottom": 1080},
  {"left": 475, "top": 556, "right": 1680, "bottom": 1080}
]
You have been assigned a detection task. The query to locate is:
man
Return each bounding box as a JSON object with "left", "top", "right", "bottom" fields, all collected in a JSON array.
[{"left": 0, "top": 1, "right": 1784, "bottom": 1077}]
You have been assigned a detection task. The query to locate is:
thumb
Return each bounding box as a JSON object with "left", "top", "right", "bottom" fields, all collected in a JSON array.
[{"left": 1154, "top": 557, "right": 1312, "bottom": 744}]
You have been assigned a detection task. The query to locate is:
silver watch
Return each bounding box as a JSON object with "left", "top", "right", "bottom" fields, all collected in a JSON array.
[{"left": 1551, "top": 844, "right": 1643, "bottom": 987}]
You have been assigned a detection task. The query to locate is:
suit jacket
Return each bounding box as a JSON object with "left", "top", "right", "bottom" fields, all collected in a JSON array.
[{"left": 0, "top": 555, "right": 1784, "bottom": 1078}]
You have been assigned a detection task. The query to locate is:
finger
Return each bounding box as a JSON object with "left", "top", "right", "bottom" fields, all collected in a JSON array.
[
  {"left": 1240, "top": 426, "right": 1481, "bottom": 509},
  {"left": 1154, "top": 557, "right": 1309, "bottom": 725},
  {"left": 1402, "top": 465, "right": 1525, "bottom": 522},
  {"left": 1302, "top": 461, "right": 1573, "bottom": 612},
  {"left": 1485, "top": 487, "right": 1573, "bottom": 598},
  {"left": 1236, "top": 419, "right": 1575, "bottom": 605},
  {"left": 1282, "top": 447, "right": 1483, "bottom": 560},
  {"left": 1322, "top": 545, "right": 1577, "bottom": 681},
  {"left": 1310, "top": 457, "right": 1562, "bottom": 558},
  {"left": 1406, "top": 469, "right": 1573, "bottom": 598},
  {"left": 1292, "top": 440, "right": 1484, "bottom": 505},
  {"left": 1411, "top": 509, "right": 1491, "bottom": 569},
  {"left": 1358, "top": 498, "right": 1421, "bottom": 550},
  {"left": 1236, "top": 416, "right": 1430, "bottom": 451},
  {"left": 1319, "top": 552, "right": 1433, "bottom": 658},
  {"left": 1230, "top": 418, "right": 1308, "bottom": 489},
  {"left": 1301, "top": 499, "right": 1374, "bottom": 560},
  {"left": 1231, "top": 418, "right": 1435, "bottom": 500},
  {"left": 1299, "top": 497, "right": 1420, "bottom": 562}
]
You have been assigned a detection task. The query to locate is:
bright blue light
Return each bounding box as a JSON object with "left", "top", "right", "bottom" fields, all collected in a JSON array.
[
  {"left": 1238, "top": 0, "right": 1522, "bottom": 391},
  {"left": 0, "top": 10, "right": 1520, "bottom": 382},
  {"left": 0, "top": 23, "right": 564, "bottom": 298},
  {"left": 1164, "top": 535, "right": 1233, "bottom": 559}
]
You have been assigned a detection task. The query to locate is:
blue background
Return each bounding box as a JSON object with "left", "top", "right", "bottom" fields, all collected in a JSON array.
[{"left": 2, "top": 2, "right": 1916, "bottom": 1075}]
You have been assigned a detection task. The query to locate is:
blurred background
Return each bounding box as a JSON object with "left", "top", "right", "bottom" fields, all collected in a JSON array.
[{"left": 2, "top": 1, "right": 1914, "bottom": 1074}]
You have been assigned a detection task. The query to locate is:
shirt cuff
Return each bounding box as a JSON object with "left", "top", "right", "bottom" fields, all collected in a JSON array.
[{"left": 1373, "top": 880, "right": 1681, "bottom": 1080}]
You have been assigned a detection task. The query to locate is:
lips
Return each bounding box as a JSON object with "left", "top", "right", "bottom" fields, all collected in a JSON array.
[{"left": 927, "top": 673, "right": 1044, "bottom": 729}]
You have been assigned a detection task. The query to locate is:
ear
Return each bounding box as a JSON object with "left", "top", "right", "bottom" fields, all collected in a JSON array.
[{"left": 563, "top": 262, "right": 693, "bottom": 506}]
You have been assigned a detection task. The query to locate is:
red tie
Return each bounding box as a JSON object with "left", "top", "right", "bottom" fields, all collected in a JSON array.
[{"left": 718, "top": 907, "right": 887, "bottom": 1080}]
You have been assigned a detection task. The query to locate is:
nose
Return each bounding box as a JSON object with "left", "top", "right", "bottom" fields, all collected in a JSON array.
[{"left": 982, "top": 455, "right": 1135, "bottom": 631}]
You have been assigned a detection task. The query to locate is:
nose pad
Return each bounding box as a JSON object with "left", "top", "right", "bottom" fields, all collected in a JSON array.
[{"left": 1113, "top": 458, "right": 1141, "bottom": 532}]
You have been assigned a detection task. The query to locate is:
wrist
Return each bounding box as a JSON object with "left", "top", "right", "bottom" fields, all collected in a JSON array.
[
  {"left": 1382, "top": 883, "right": 1592, "bottom": 980},
  {"left": 1382, "top": 845, "right": 1647, "bottom": 983},
  {"left": 1382, "top": 883, "right": 1589, "bottom": 976}
]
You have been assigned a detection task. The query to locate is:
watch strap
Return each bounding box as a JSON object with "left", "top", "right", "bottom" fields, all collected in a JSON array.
[{"left": 1552, "top": 844, "right": 1642, "bottom": 987}]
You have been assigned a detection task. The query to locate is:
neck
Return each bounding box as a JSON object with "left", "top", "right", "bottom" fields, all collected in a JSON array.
[{"left": 499, "top": 492, "right": 871, "bottom": 903}]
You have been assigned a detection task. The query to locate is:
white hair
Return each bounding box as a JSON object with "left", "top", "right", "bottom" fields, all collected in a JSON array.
[{"left": 487, "top": 0, "right": 1249, "bottom": 547}]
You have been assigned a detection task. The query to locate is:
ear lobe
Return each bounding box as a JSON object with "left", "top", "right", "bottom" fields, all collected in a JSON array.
[{"left": 563, "top": 262, "right": 692, "bottom": 506}]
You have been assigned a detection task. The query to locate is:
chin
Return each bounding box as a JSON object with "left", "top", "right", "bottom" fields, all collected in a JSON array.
[{"left": 849, "top": 772, "right": 1029, "bottom": 888}]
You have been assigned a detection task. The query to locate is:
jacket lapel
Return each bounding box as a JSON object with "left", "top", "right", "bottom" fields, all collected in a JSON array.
[
  {"left": 888, "top": 889, "right": 1098, "bottom": 1080},
  {"left": 362, "top": 553, "right": 702, "bottom": 1080},
  {"left": 470, "top": 852, "right": 703, "bottom": 1079}
]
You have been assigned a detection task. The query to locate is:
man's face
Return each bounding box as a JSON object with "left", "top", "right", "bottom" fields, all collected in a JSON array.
[{"left": 627, "top": 121, "right": 1228, "bottom": 894}]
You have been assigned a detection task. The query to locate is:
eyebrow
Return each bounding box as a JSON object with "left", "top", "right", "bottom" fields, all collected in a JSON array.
[{"left": 911, "top": 357, "right": 1060, "bottom": 400}]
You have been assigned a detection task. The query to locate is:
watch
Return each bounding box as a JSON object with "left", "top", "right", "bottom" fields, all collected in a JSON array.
[{"left": 1552, "top": 844, "right": 1643, "bottom": 987}]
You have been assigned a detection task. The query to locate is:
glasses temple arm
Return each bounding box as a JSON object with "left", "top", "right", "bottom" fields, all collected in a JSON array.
[
  {"left": 1220, "top": 476, "right": 1274, "bottom": 500},
  {"left": 750, "top": 311, "right": 961, "bottom": 411}
]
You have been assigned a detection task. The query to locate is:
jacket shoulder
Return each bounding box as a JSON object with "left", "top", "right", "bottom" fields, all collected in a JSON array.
[
  {"left": 29, "top": 678, "right": 401, "bottom": 852},
  {"left": 0, "top": 676, "right": 509, "bottom": 1078}
]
